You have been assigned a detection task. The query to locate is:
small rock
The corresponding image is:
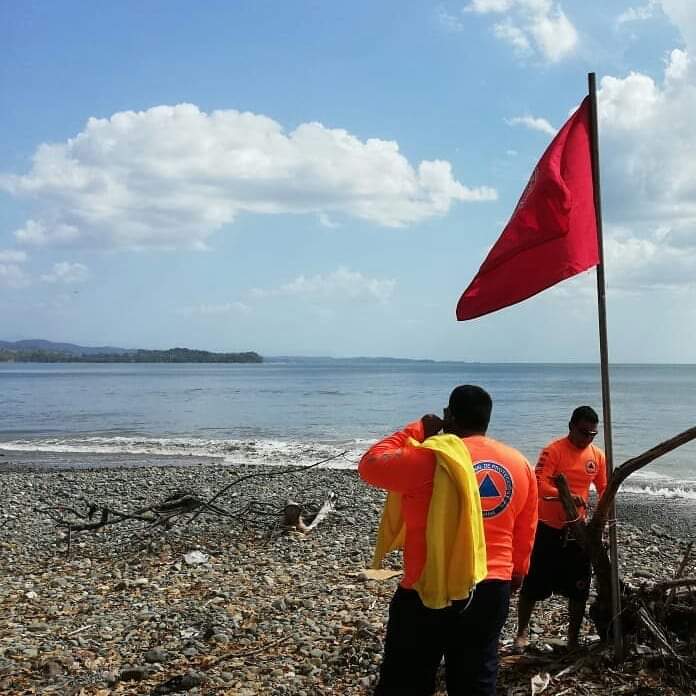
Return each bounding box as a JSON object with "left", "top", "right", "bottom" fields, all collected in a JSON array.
[
  {"left": 650, "top": 523, "right": 670, "bottom": 539},
  {"left": 120, "top": 665, "right": 149, "bottom": 681},
  {"left": 145, "top": 647, "right": 168, "bottom": 663},
  {"left": 102, "top": 670, "right": 119, "bottom": 685},
  {"left": 0, "top": 659, "right": 16, "bottom": 677},
  {"left": 41, "top": 661, "right": 63, "bottom": 678},
  {"left": 151, "top": 671, "right": 205, "bottom": 694}
]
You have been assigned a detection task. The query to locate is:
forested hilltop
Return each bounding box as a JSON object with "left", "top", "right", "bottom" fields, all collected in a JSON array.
[{"left": 0, "top": 344, "right": 262, "bottom": 363}]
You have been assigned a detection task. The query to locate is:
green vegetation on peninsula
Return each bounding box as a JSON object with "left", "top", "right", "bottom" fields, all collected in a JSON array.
[{"left": 0, "top": 340, "right": 262, "bottom": 363}]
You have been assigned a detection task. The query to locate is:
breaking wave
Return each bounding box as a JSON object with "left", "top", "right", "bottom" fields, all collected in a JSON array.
[{"left": 0, "top": 435, "right": 368, "bottom": 470}]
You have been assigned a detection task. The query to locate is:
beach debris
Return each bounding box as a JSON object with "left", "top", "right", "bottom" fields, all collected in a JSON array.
[
  {"left": 282, "top": 492, "right": 336, "bottom": 533},
  {"left": 35, "top": 451, "right": 348, "bottom": 550},
  {"left": 550, "top": 423, "right": 696, "bottom": 684},
  {"left": 183, "top": 550, "right": 208, "bottom": 565},
  {"left": 4, "top": 455, "right": 696, "bottom": 694},
  {"left": 530, "top": 671, "right": 550, "bottom": 695},
  {"left": 358, "top": 569, "right": 401, "bottom": 582}
]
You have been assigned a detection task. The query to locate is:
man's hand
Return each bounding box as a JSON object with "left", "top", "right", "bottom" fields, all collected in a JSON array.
[
  {"left": 510, "top": 574, "right": 524, "bottom": 594},
  {"left": 421, "top": 414, "right": 443, "bottom": 439},
  {"left": 572, "top": 495, "right": 587, "bottom": 509}
]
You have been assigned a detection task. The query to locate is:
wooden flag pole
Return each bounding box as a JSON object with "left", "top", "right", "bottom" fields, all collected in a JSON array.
[{"left": 587, "top": 71, "right": 624, "bottom": 660}]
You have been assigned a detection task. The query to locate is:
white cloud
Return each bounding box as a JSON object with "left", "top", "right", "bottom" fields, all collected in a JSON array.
[
  {"left": 0, "top": 263, "right": 29, "bottom": 288},
  {"left": 506, "top": 114, "right": 557, "bottom": 135},
  {"left": 437, "top": 6, "right": 465, "bottom": 31},
  {"left": 598, "top": 62, "right": 696, "bottom": 226},
  {"left": 617, "top": 0, "right": 659, "bottom": 24},
  {"left": 15, "top": 220, "right": 80, "bottom": 246},
  {"left": 661, "top": 1, "right": 696, "bottom": 52},
  {"left": 594, "top": 41, "right": 696, "bottom": 291},
  {"left": 40, "top": 261, "right": 89, "bottom": 284},
  {"left": 318, "top": 212, "right": 339, "bottom": 228},
  {"left": 251, "top": 267, "right": 396, "bottom": 304},
  {"left": 528, "top": 8, "right": 578, "bottom": 62},
  {"left": 467, "top": 0, "right": 578, "bottom": 62},
  {"left": 598, "top": 71, "right": 663, "bottom": 130},
  {"left": 494, "top": 20, "right": 531, "bottom": 53},
  {"left": 605, "top": 228, "right": 696, "bottom": 290},
  {"left": 665, "top": 48, "right": 689, "bottom": 83},
  {"left": 1, "top": 104, "right": 497, "bottom": 250},
  {"left": 0, "top": 249, "right": 27, "bottom": 263},
  {"left": 0, "top": 250, "right": 29, "bottom": 288},
  {"left": 467, "top": 0, "right": 514, "bottom": 11}
]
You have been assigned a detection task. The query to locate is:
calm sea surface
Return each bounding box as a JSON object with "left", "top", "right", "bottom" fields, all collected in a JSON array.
[{"left": 1, "top": 360, "right": 695, "bottom": 497}]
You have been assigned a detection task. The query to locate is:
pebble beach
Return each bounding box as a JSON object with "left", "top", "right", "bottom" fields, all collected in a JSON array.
[{"left": 1, "top": 455, "right": 695, "bottom": 695}]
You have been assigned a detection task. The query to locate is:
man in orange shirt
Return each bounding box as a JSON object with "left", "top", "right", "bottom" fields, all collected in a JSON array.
[
  {"left": 515, "top": 406, "right": 607, "bottom": 652},
  {"left": 359, "top": 385, "right": 538, "bottom": 696}
]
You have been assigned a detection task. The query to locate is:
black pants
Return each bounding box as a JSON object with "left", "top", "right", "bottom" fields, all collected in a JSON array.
[{"left": 375, "top": 581, "right": 511, "bottom": 696}]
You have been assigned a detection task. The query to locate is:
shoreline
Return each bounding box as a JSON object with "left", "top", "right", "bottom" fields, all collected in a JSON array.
[
  {"left": 2, "top": 447, "right": 696, "bottom": 513},
  {"left": 1, "top": 458, "right": 693, "bottom": 535},
  {"left": 1, "top": 463, "right": 694, "bottom": 694}
]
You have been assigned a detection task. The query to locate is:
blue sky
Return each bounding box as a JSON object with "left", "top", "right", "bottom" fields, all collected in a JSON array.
[{"left": 2, "top": 1, "right": 695, "bottom": 361}]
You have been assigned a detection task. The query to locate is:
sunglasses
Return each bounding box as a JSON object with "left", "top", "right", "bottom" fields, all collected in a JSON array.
[{"left": 577, "top": 428, "right": 598, "bottom": 438}]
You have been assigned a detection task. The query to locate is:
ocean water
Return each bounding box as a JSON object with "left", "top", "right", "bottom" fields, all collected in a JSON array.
[{"left": 1, "top": 360, "right": 695, "bottom": 498}]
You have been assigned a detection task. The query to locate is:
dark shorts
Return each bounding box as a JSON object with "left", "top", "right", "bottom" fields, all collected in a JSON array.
[{"left": 520, "top": 522, "right": 591, "bottom": 602}]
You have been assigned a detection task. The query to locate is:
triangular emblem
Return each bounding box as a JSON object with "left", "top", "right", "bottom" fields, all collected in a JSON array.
[{"left": 479, "top": 474, "right": 500, "bottom": 498}]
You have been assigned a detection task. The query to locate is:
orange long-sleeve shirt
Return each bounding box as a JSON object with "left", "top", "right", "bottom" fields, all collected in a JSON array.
[
  {"left": 535, "top": 436, "right": 607, "bottom": 529},
  {"left": 359, "top": 421, "right": 538, "bottom": 587}
]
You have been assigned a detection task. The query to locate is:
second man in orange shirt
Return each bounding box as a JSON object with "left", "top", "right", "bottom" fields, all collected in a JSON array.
[{"left": 515, "top": 405, "right": 607, "bottom": 651}]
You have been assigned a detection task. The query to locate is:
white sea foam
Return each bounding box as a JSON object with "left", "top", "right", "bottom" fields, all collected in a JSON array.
[
  {"left": 620, "top": 484, "right": 696, "bottom": 500},
  {"left": 3, "top": 435, "right": 692, "bottom": 490},
  {"left": 0, "top": 435, "right": 363, "bottom": 469}
]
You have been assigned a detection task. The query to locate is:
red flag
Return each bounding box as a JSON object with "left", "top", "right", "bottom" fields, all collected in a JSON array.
[{"left": 456, "top": 97, "right": 598, "bottom": 321}]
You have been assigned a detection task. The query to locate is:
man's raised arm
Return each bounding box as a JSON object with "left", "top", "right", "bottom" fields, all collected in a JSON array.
[{"left": 358, "top": 416, "right": 440, "bottom": 493}]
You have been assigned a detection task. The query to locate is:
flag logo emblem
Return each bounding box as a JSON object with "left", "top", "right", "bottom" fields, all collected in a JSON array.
[{"left": 474, "top": 461, "right": 514, "bottom": 518}]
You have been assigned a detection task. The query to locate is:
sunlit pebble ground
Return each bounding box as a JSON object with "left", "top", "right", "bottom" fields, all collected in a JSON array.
[{"left": 0, "top": 462, "right": 694, "bottom": 695}]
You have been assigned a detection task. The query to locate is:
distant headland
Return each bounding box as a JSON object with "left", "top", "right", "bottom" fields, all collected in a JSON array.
[{"left": 0, "top": 340, "right": 262, "bottom": 364}]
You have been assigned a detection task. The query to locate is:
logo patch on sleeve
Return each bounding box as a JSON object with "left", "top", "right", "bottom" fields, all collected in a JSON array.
[
  {"left": 585, "top": 459, "right": 597, "bottom": 474},
  {"left": 474, "top": 461, "right": 514, "bottom": 518}
]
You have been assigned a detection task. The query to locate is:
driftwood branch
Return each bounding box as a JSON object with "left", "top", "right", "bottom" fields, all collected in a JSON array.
[
  {"left": 664, "top": 542, "right": 693, "bottom": 613},
  {"left": 651, "top": 577, "right": 696, "bottom": 592},
  {"left": 282, "top": 493, "right": 336, "bottom": 533},
  {"left": 40, "top": 453, "right": 346, "bottom": 548},
  {"left": 186, "top": 450, "right": 348, "bottom": 526},
  {"left": 591, "top": 426, "right": 696, "bottom": 530}
]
